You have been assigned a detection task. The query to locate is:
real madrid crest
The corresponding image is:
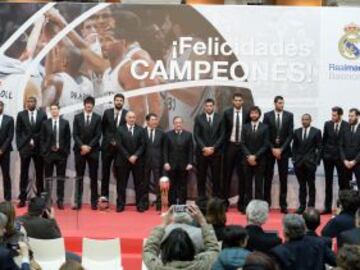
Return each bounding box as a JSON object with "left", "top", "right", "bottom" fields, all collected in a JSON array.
[{"left": 339, "top": 23, "right": 360, "bottom": 60}]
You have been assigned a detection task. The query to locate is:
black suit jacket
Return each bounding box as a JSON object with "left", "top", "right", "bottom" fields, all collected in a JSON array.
[
  {"left": 292, "top": 127, "right": 322, "bottom": 169},
  {"left": 222, "top": 107, "right": 250, "bottom": 143},
  {"left": 241, "top": 122, "right": 269, "bottom": 159},
  {"left": 101, "top": 108, "right": 127, "bottom": 151},
  {"left": 0, "top": 115, "right": 14, "bottom": 152},
  {"left": 322, "top": 120, "right": 349, "bottom": 160},
  {"left": 321, "top": 211, "right": 355, "bottom": 240},
  {"left": 16, "top": 109, "right": 47, "bottom": 155},
  {"left": 263, "top": 110, "right": 294, "bottom": 156},
  {"left": 340, "top": 124, "right": 360, "bottom": 162},
  {"left": 40, "top": 118, "right": 71, "bottom": 158},
  {"left": 73, "top": 112, "right": 102, "bottom": 157},
  {"left": 193, "top": 112, "right": 224, "bottom": 154},
  {"left": 115, "top": 125, "right": 145, "bottom": 165},
  {"left": 16, "top": 214, "right": 61, "bottom": 239},
  {"left": 0, "top": 246, "right": 30, "bottom": 270},
  {"left": 144, "top": 127, "right": 165, "bottom": 168},
  {"left": 246, "top": 225, "right": 282, "bottom": 253},
  {"left": 306, "top": 230, "right": 332, "bottom": 249},
  {"left": 338, "top": 227, "right": 360, "bottom": 248},
  {"left": 164, "top": 130, "right": 193, "bottom": 171}
]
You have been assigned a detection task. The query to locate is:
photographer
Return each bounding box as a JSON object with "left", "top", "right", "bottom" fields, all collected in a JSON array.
[
  {"left": 143, "top": 204, "right": 220, "bottom": 269},
  {"left": 0, "top": 213, "right": 31, "bottom": 270}
]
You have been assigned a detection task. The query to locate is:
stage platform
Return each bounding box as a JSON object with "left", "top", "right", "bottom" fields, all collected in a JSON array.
[{"left": 17, "top": 205, "right": 333, "bottom": 270}]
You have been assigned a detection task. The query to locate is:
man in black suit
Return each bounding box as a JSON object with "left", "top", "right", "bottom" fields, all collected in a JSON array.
[
  {"left": 100, "top": 93, "right": 127, "bottom": 201},
  {"left": 292, "top": 114, "right": 322, "bottom": 214},
  {"left": 263, "top": 96, "right": 293, "bottom": 213},
  {"left": 245, "top": 200, "right": 282, "bottom": 253},
  {"left": 72, "top": 96, "right": 102, "bottom": 210},
  {"left": 338, "top": 208, "right": 360, "bottom": 248},
  {"left": 0, "top": 101, "right": 14, "bottom": 201},
  {"left": 144, "top": 113, "right": 165, "bottom": 211},
  {"left": 303, "top": 208, "right": 332, "bottom": 248},
  {"left": 164, "top": 116, "right": 193, "bottom": 205},
  {"left": 194, "top": 98, "right": 224, "bottom": 199},
  {"left": 16, "top": 96, "right": 47, "bottom": 208},
  {"left": 241, "top": 106, "right": 269, "bottom": 207},
  {"left": 40, "top": 104, "right": 71, "bottom": 210},
  {"left": 115, "top": 111, "right": 146, "bottom": 212},
  {"left": 340, "top": 108, "right": 360, "bottom": 190},
  {"left": 222, "top": 93, "right": 249, "bottom": 211},
  {"left": 322, "top": 106, "right": 349, "bottom": 214}
]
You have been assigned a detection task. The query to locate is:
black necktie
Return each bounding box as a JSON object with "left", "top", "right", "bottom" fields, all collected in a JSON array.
[
  {"left": 276, "top": 113, "right": 281, "bottom": 134},
  {"left": 351, "top": 125, "right": 355, "bottom": 134},
  {"left": 86, "top": 115, "right": 90, "bottom": 127},
  {"left": 52, "top": 121, "right": 57, "bottom": 147},
  {"left": 335, "top": 123, "right": 339, "bottom": 135},
  {"left": 208, "top": 116, "right": 212, "bottom": 127},
  {"left": 150, "top": 129, "right": 154, "bottom": 143},
  {"left": 253, "top": 124, "right": 256, "bottom": 133},
  {"left": 115, "top": 112, "right": 119, "bottom": 128},
  {"left": 235, "top": 111, "right": 240, "bottom": 142},
  {"left": 129, "top": 126, "right": 133, "bottom": 136},
  {"left": 303, "top": 128, "right": 307, "bottom": 140},
  {"left": 31, "top": 112, "right": 35, "bottom": 126}
]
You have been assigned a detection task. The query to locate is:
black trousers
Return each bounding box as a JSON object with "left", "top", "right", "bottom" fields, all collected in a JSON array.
[
  {"left": 0, "top": 151, "right": 11, "bottom": 201},
  {"left": 144, "top": 165, "right": 162, "bottom": 204},
  {"left": 294, "top": 163, "right": 316, "bottom": 209},
  {"left": 74, "top": 153, "right": 99, "bottom": 205},
  {"left": 244, "top": 159, "right": 265, "bottom": 206},
  {"left": 168, "top": 169, "right": 188, "bottom": 205},
  {"left": 44, "top": 153, "right": 67, "bottom": 202},
  {"left": 100, "top": 148, "right": 117, "bottom": 198},
  {"left": 197, "top": 153, "right": 221, "bottom": 198},
  {"left": 323, "top": 158, "right": 348, "bottom": 210},
  {"left": 343, "top": 163, "right": 360, "bottom": 190},
  {"left": 222, "top": 143, "right": 245, "bottom": 207},
  {"left": 116, "top": 160, "right": 145, "bottom": 207},
  {"left": 264, "top": 154, "right": 289, "bottom": 209},
  {"left": 19, "top": 152, "right": 44, "bottom": 201}
]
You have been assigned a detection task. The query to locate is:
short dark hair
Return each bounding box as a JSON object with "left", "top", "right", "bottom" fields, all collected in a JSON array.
[
  {"left": 206, "top": 198, "right": 226, "bottom": 226},
  {"left": 204, "top": 98, "right": 215, "bottom": 105},
  {"left": 50, "top": 103, "right": 60, "bottom": 109},
  {"left": 84, "top": 96, "right": 95, "bottom": 106},
  {"left": 222, "top": 225, "right": 248, "bottom": 249},
  {"left": 60, "top": 260, "right": 85, "bottom": 270},
  {"left": 339, "top": 190, "right": 360, "bottom": 214},
  {"left": 145, "top": 113, "right": 158, "bottom": 121},
  {"left": 114, "top": 93, "right": 125, "bottom": 101},
  {"left": 332, "top": 106, "right": 344, "bottom": 116},
  {"left": 243, "top": 251, "right": 278, "bottom": 270},
  {"left": 27, "top": 96, "right": 37, "bottom": 102},
  {"left": 249, "top": 106, "right": 262, "bottom": 116},
  {"left": 173, "top": 116, "right": 182, "bottom": 123},
  {"left": 302, "top": 113, "right": 312, "bottom": 120},
  {"left": 195, "top": 196, "right": 208, "bottom": 216},
  {"left": 28, "top": 197, "right": 46, "bottom": 216},
  {"left": 160, "top": 228, "right": 195, "bottom": 264},
  {"left": 303, "top": 208, "right": 320, "bottom": 231},
  {"left": 349, "top": 108, "right": 360, "bottom": 116},
  {"left": 232, "top": 93, "right": 243, "bottom": 99},
  {"left": 274, "top": 96, "right": 284, "bottom": 103},
  {"left": 337, "top": 244, "right": 360, "bottom": 270}
]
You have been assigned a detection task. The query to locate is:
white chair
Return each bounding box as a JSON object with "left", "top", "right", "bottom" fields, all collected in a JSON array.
[
  {"left": 141, "top": 238, "right": 148, "bottom": 270},
  {"left": 82, "top": 238, "right": 123, "bottom": 270},
  {"left": 28, "top": 237, "right": 66, "bottom": 270}
]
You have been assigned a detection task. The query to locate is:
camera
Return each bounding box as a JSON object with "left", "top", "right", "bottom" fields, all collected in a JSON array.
[{"left": 173, "top": 204, "right": 187, "bottom": 213}]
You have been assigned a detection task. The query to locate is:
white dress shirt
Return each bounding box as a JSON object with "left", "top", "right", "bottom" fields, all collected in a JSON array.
[
  {"left": 0, "top": 114, "right": 4, "bottom": 129},
  {"left": 302, "top": 126, "right": 310, "bottom": 140},
  {"left": 147, "top": 127, "right": 155, "bottom": 142},
  {"left": 84, "top": 112, "right": 93, "bottom": 124},
  {"left": 230, "top": 108, "right": 242, "bottom": 142},
  {"left": 127, "top": 124, "right": 134, "bottom": 135},
  {"left": 114, "top": 109, "right": 123, "bottom": 127},
  {"left": 206, "top": 113, "right": 214, "bottom": 125},
  {"left": 28, "top": 109, "right": 37, "bottom": 124},
  {"left": 251, "top": 121, "right": 259, "bottom": 132}
]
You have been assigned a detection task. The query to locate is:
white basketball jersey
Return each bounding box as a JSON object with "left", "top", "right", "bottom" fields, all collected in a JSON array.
[{"left": 0, "top": 74, "right": 23, "bottom": 117}]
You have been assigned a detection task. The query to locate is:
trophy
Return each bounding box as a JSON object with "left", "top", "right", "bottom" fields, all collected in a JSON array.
[{"left": 159, "top": 176, "right": 170, "bottom": 214}]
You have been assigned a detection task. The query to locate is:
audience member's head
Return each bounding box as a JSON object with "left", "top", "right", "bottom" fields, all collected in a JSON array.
[
  {"left": 222, "top": 225, "right": 248, "bottom": 249},
  {"left": 206, "top": 198, "right": 226, "bottom": 226},
  {"left": 160, "top": 228, "right": 195, "bottom": 264},
  {"left": 303, "top": 208, "right": 320, "bottom": 231},
  {"left": 195, "top": 196, "right": 208, "bottom": 216},
  {"left": 338, "top": 190, "right": 360, "bottom": 215},
  {"left": 59, "top": 260, "right": 85, "bottom": 270},
  {"left": 243, "top": 251, "right": 279, "bottom": 270},
  {"left": 0, "top": 212, "right": 8, "bottom": 239},
  {"left": 246, "top": 200, "right": 269, "bottom": 226},
  {"left": 283, "top": 214, "right": 306, "bottom": 241},
  {"left": 336, "top": 244, "right": 360, "bottom": 270},
  {"left": 28, "top": 197, "right": 46, "bottom": 217},
  {"left": 0, "top": 201, "right": 17, "bottom": 236}
]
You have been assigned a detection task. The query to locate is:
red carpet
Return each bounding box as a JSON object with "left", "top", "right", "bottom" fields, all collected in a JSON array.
[{"left": 16, "top": 205, "right": 333, "bottom": 270}]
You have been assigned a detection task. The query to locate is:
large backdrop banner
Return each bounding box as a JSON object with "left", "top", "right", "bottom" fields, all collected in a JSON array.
[{"left": 0, "top": 3, "right": 359, "bottom": 207}]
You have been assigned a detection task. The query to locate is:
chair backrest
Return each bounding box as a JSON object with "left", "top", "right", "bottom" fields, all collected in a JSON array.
[
  {"left": 141, "top": 238, "right": 149, "bottom": 270},
  {"left": 82, "top": 238, "right": 122, "bottom": 270},
  {"left": 28, "top": 237, "right": 66, "bottom": 270}
]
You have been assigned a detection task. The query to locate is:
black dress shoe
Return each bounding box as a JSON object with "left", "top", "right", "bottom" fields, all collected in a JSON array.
[
  {"left": 116, "top": 205, "right": 125, "bottom": 213},
  {"left": 17, "top": 201, "right": 26, "bottom": 208},
  {"left": 321, "top": 209, "right": 332, "bottom": 215},
  {"left": 91, "top": 204, "right": 98, "bottom": 211},
  {"left": 155, "top": 203, "right": 161, "bottom": 211},
  {"left": 72, "top": 203, "right": 82, "bottom": 210},
  {"left": 281, "top": 208, "right": 288, "bottom": 214},
  {"left": 237, "top": 205, "right": 246, "bottom": 214},
  {"left": 137, "top": 206, "right": 145, "bottom": 213},
  {"left": 295, "top": 208, "right": 305, "bottom": 214},
  {"left": 57, "top": 201, "right": 64, "bottom": 210}
]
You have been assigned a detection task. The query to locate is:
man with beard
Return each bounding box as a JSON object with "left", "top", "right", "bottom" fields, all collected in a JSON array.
[{"left": 100, "top": 93, "right": 128, "bottom": 202}]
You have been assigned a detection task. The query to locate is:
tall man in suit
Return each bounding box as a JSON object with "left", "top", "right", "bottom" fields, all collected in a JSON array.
[
  {"left": 194, "top": 98, "right": 224, "bottom": 199},
  {"left": 340, "top": 108, "right": 360, "bottom": 190},
  {"left": 40, "top": 104, "right": 71, "bottom": 210},
  {"left": 16, "top": 96, "right": 47, "bottom": 208},
  {"left": 115, "top": 111, "right": 146, "bottom": 212},
  {"left": 100, "top": 93, "right": 127, "bottom": 201},
  {"left": 144, "top": 113, "right": 165, "bottom": 211},
  {"left": 0, "top": 101, "right": 14, "bottom": 201},
  {"left": 263, "top": 96, "right": 293, "bottom": 213},
  {"left": 164, "top": 116, "right": 193, "bottom": 205},
  {"left": 241, "top": 106, "right": 269, "bottom": 207},
  {"left": 222, "top": 93, "right": 249, "bottom": 211},
  {"left": 292, "top": 114, "right": 322, "bottom": 214},
  {"left": 72, "top": 96, "right": 102, "bottom": 210},
  {"left": 322, "top": 106, "right": 349, "bottom": 214}
]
